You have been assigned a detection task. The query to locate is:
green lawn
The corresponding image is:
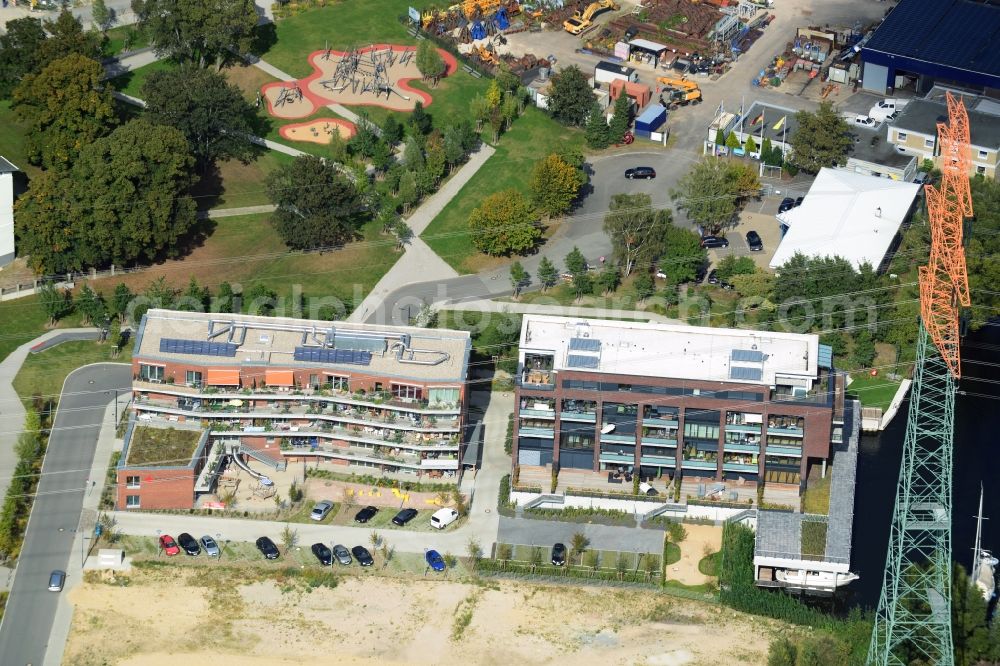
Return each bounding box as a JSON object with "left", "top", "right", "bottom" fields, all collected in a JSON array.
[
  {"left": 845, "top": 373, "right": 902, "bottom": 411},
  {"left": 11, "top": 339, "right": 131, "bottom": 407},
  {"left": 801, "top": 470, "right": 831, "bottom": 515},
  {"left": 126, "top": 425, "right": 203, "bottom": 466},
  {"left": 190, "top": 150, "right": 295, "bottom": 210},
  {"left": 101, "top": 25, "right": 151, "bottom": 57},
  {"left": 348, "top": 72, "right": 490, "bottom": 134},
  {"left": 422, "top": 108, "right": 585, "bottom": 273},
  {"left": 109, "top": 58, "right": 178, "bottom": 98}
]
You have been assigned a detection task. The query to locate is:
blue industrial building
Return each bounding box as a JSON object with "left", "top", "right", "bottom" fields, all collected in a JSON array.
[{"left": 861, "top": 0, "right": 1000, "bottom": 95}]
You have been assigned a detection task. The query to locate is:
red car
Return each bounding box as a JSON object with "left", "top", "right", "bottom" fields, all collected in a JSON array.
[{"left": 159, "top": 534, "right": 180, "bottom": 556}]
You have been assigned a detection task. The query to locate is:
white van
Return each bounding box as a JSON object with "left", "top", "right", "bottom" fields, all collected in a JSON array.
[
  {"left": 868, "top": 98, "right": 908, "bottom": 122},
  {"left": 852, "top": 114, "right": 878, "bottom": 128},
  {"left": 430, "top": 508, "right": 459, "bottom": 529}
]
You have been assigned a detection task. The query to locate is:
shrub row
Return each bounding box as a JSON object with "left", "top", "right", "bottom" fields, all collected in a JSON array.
[
  {"left": 0, "top": 410, "right": 46, "bottom": 561},
  {"left": 523, "top": 505, "right": 635, "bottom": 526},
  {"left": 305, "top": 468, "right": 457, "bottom": 493},
  {"left": 477, "top": 558, "right": 659, "bottom": 586}
]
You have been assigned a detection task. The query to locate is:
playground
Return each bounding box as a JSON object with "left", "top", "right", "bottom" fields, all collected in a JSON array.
[
  {"left": 278, "top": 117, "right": 357, "bottom": 144},
  {"left": 261, "top": 44, "right": 459, "bottom": 119}
]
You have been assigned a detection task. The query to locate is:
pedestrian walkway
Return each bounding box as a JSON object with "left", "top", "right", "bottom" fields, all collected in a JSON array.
[
  {"left": 196, "top": 204, "right": 276, "bottom": 220},
  {"left": 437, "top": 298, "right": 685, "bottom": 324}
]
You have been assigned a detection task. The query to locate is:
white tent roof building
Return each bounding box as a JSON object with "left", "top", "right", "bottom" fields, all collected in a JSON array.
[{"left": 770, "top": 168, "right": 920, "bottom": 272}]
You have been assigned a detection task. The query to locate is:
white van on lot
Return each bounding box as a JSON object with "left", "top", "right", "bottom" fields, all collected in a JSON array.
[{"left": 430, "top": 508, "right": 459, "bottom": 529}]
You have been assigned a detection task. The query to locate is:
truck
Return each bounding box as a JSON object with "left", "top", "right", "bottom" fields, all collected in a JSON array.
[
  {"left": 563, "top": 0, "right": 619, "bottom": 35},
  {"left": 656, "top": 76, "right": 702, "bottom": 109},
  {"left": 868, "top": 98, "right": 909, "bottom": 122}
]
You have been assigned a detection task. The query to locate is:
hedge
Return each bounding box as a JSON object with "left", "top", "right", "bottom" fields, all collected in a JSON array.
[{"left": 523, "top": 505, "right": 635, "bottom": 526}]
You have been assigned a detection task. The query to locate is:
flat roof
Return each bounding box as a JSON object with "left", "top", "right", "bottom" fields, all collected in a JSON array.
[
  {"left": 736, "top": 101, "right": 800, "bottom": 146},
  {"left": 771, "top": 168, "right": 920, "bottom": 271},
  {"left": 595, "top": 61, "right": 635, "bottom": 74},
  {"left": 0, "top": 157, "right": 18, "bottom": 174},
  {"left": 519, "top": 315, "right": 819, "bottom": 386},
  {"left": 135, "top": 309, "right": 470, "bottom": 383},
  {"left": 125, "top": 424, "right": 204, "bottom": 467},
  {"left": 862, "top": 0, "right": 1000, "bottom": 83},
  {"left": 636, "top": 103, "right": 667, "bottom": 124},
  {"left": 891, "top": 96, "right": 1000, "bottom": 149},
  {"left": 847, "top": 131, "right": 917, "bottom": 171},
  {"left": 629, "top": 38, "right": 667, "bottom": 52}
]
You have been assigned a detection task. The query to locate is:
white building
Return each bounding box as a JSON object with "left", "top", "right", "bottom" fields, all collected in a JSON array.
[
  {"left": 770, "top": 168, "right": 920, "bottom": 272},
  {"left": 0, "top": 157, "right": 17, "bottom": 267}
]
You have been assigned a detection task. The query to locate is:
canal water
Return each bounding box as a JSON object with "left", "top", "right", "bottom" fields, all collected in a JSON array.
[{"left": 849, "top": 324, "right": 1000, "bottom": 609}]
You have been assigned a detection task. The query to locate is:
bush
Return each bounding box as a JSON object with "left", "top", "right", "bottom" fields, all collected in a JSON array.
[
  {"left": 498, "top": 474, "right": 515, "bottom": 517},
  {"left": 504, "top": 414, "right": 514, "bottom": 455},
  {"left": 664, "top": 541, "right": 681, "bottom": 565},
  {"left": 523, "top": 506, "right": 635, "bottom": 526}
]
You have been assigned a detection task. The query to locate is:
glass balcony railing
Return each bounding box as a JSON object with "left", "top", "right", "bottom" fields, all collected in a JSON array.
[
  {"left": 640, "top": 454, "right": 676, "bottom": 466},
  {"left": 767, "top": 426, "right": 804, "bottom": 437},
  {"left": 518, "top": 408, "right": 556, "bottom": 419},
  {"left": 601, "top": 432, "right": 636, "bottom": 444},
  {"left": 560, "top": 411, "right": 597, "bottom": 422},
  {"left": 723, "top": 442, "right": 760, "bottom": 454},
  {"left": 725, "top": 423, "right": 762, "bottom": 434},
  {"left": 766, "top": 445, "right": 803, "bottom": 457},
  {"left": 723, "top": 462, "right": 759, "bottom": 473},
  {"left": 642, "top": 417, "right": 678, "bottom": 427},
  {"left": 598, "top": 452, "right": 634, "bottom": 464},
  {"left": 682, "top": 459, "right": 717, "bottom": 471},
  {"left": 519, "top": 426, "right": 555, "bottom": 438},
  {"left": 641, "top": 437, "right": 677, "bottom": 447}
]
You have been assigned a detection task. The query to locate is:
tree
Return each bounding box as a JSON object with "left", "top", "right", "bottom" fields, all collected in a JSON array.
[
  {"left": 602, "top": 193, "right": 673, "bottom": 277},
  {"left": 40, "top": 10, "right": 103, "bottom": 63},
  {"left": 565, "top": 246, "right": 587, "bottom": 275},
  {"left": 397, "top": 170, "right": 419, "bottom": 214},
  {"left": 76, "top": 285, "right": 108, "bottom": 325},
  {"left": 486, "top": 78, "right": 502, "bottom": 110},
  {"left": 415, "top": 40, "right": 446, "bottom": 81},
  {"left": 725, "top": 130, "right": 741, "bottom": 151},
  {"left": 596, "top": 263, "right": 620, "bottom": 294},
  {"left": 403, "top": 134, "right": 425, "bottom": 172},
  {"left": 92, "top": 0, "right": 117, "bottom": 34},
  {"left": 381, "top": 115, "right": 404, "bottom": 145},
  {"left": 790, "top": 101, "right": 853, "bottom": 173},
  {"left": 0, "top": 18, "right": 48, "bottom": 99},
  {"left": 851, "top": 329, "right": 876, "bottom": 368},
  {"left": 659, "top": 225, "right": 707, "bottom": 286},
  {"left": 584, "top": 103, "right": 610, "bottom": 149},
  {"left": 715, "top": 255, "right": 756, "bottom": 282},
  {"left": 215, "top": 282, "right": 236, "bottom": 313},
  {"left": 634, "top": 271, "right": 654, "bottom": 302},
  {"left": 244, "top": 283, "right": 276, "bottom": 316},
  {"left": 468, "top": 189, "right": 540, "bottom": 256},
  {"left": 267, "top": 156, "right": 364, "bottom": 250},
  {"left": 953, "top": 562, "right": 998, "bottom": 665},
  {"left": 13, "top": 54, "right": 117, "bottom": 169},
  {"left": 547, "top": 65, "right": 596, "bottom": 127},
  {"left": 671, "top": 158, "right": 745, "bottom": 234},
  {"left": 773, "top": 253, "right": 873, "bottom": 334},
  {"left": 667, "top": 521, "right": 687, "bottom": 545},
  {"left": 569, "top": 531, "right": 590, "bottom": 565},
  {"left": 16, "top": 119, "right": 198, "bottom": 274},
  {"left": 142, "top": 66, "right": 261, "bottom": 169},
  {"left": 178, "top": 277, "right": 211, "bottom": 311},
  {"left": 39, "top": 283, "right": 74, "bottom": 325},
  {"left": 442, "top": 124, "right": 466, "bottom": 170},
  {"left": 509, "top": 261, "right": 528, "bottom": 297},
  {"left": 607, "top": 91, "right": 631, "bottom": 144},
  {"left": 732, "top": 269, "right": 776, "bottom": 300},
  {"left": 111, "top": 283, "right": 134, "bottom": 324},
  {"left": 744, "top": 135, "right": 758, "bottom": 155},
  {"left": 409, "top": 101, "right": 432, "bottom": 135},
  {"left": 280, "top": 523, "right": 299, "bottom": 551},
  {"left": 767, "top": 638, "right": 798, "bottom": 666},
  {"left": 132, "top": 0, "right": 257, "bottom": 69},
  {"left": 725, "top": 160, "right": 761, "bottom": 205},
  {"left": 470, "top": 94, "right": 489, "bottom": 131},
  {"left": 530, "top": 153, "right": 584, "bottom": 219},
  {"left": 348, "top": 115, "right": 380, "bottom": 158},
  {"left": 537, "top": 257, "right": 558, "bottom": 291},
  {"left": 424, "top": 131, "right": 447, "bottom": 186}
]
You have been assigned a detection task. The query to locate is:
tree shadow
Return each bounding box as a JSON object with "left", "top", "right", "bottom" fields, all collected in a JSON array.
[
  {"left": 188, "top": 164, "right": 224, "bottom": 213},
  {"left": 248, "top": 22, "right": 277, "bottom": 61}
]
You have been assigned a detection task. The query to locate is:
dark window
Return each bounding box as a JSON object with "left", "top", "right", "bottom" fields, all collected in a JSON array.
[
  {"left": 126, "top": 475, "right": 140, "bottom": 488},
  {"left": 125, "top": 495, "right": 140, "bottom": 508}
]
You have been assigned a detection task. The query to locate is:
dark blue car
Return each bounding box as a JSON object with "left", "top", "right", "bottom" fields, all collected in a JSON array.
[{"left": 425, "top": 549, "right": 446, "bottom": 572}]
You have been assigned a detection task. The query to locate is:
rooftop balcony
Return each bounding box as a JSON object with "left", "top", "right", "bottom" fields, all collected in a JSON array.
[{"left": 286, "top": 441, "right": 459, "bottom": 470}]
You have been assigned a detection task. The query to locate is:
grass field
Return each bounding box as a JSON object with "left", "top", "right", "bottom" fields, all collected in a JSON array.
[
  {"left": 0, "top": 296, "right": 93, "bottom": 365},
  {"left": 189, "top": 150, "right": 294, "bottom": 210},
  {"left": 422, "top": 108, "right": 584, "bottom": 273},
  {"left": 11, "top": 339, "right": 131, "bottom": 406},
  {"left": 845, "top": 373, "right": 902, "bottom": 411},
  {"left": 87, "top": 213, "right": 400, "bottom": 312},
  {"left": 101, "top": 25, "right": 151, "bottom": 57},
  {"left": 109, "top": 58, "right": 178, "bottom": 98}
]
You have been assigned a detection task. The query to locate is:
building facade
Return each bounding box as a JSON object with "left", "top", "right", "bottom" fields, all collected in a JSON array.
[
  {"left": 512, "top": 316, "right": 845, "bottom": 489},
  {"left": 122, "top": 309, "right": 471, "bottom": 508},
  {"left": 0, "top": 157, "right": 18, "bottom": 267}
]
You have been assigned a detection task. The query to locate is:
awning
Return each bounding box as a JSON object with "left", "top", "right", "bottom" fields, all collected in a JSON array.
[
  {"left": 206, "top": 367, "right": 241, "bottom": 386},
  {"left": 265, "top": 369, "right": 294, "bottom": 387},
  {"left": 629, "top": 38, "right": 667, "bottom": 52}
]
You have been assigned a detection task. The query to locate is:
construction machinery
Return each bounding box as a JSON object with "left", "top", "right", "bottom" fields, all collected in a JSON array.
[
  {"left": 656, "top": 75, "right": 703, "bottom": 109},
  {"left": 867, "top": 91, "right": 973, "bottom": 666},
  {"left": 563, "top": 0, "right": 619, "bottom": 35}
]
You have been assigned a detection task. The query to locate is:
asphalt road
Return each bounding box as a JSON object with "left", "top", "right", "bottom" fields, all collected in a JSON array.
[
  {"left": 0, "top": 363, "right": 129, "bottom": 666},
  {"left": 497, "top": 516, "right": 665, "bottom": 553}
]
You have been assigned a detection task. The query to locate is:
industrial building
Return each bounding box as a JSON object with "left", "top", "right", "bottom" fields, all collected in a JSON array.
[
  {"left": 861, "top": 0, "right": 1000, "bottom": 95},
  {"left": 0, "top": 156, "right": 17, "bottom": 267},
  {"left": 704, "top": 101, "right": 798, "bottom": 160},
  {"left": 512, "top": 316, "right": 846, "bottom": 499},
  {"left": 119, "top": 309, "right": 471, "bottom": 509}
]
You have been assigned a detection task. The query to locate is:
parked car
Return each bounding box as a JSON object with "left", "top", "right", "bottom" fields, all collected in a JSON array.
[
  {"left": 551, "top": 543, "right": 567, "bottom": 566},
  {"left": 794, "top": 196, "right": 804, "bottom": 207},
  {"left": 425, "top": 549, "right": 446, "bottom": 572},
  {"left": 332, "top": 544, "right": 353, "bottom": 566},
  {"left": 256, "top": 536, "right": 280, "bottom": 560},
  {"left": 430, "top": 508, "right": 459, "bottom": 530},
  {"left": 310, "top": 500, "right": 334, "bottom": 521},
  {"left": 354, "top": 506, "right": 378, "bottom": 524},
  {"left": 778, "top": 197, "right": 796, "bottom": 213},
  {"left": 694, "top": 263, "right": 708, "bottom": 283},
  {"left": 624, "top": 166, "right": 656, "bottom": 179},
  {"left": 700, "top": 236, "right": 729, "bottom": 249},
  {"left": 159, "top": 534, "right": 180, "bottom": 556},
  {"left": 707, "top": 269, "right": 720, "bottom": 285},
  {"left": 746, "top": 230, "right": 764, "bottom": 251},
  {"left": 48, "top": 570, "right": 66, "bottom": 592},
  {"left": 392, "top": 508, "right": 419, "bottom": 526},
  {"left": 352, "top": 545, "right": 374, "bottom": 567},
  {"left": 200, "top": 535, "right": 220, "bottom": 557},
  {"left": 852, "top": 114, "right": 878, "bottom": 128},
  {"left": 311, "top": 543, "right": 333, "bottom": 566},
  {"left": 177, "top": 532, "right": 201, "bottom": 556}
]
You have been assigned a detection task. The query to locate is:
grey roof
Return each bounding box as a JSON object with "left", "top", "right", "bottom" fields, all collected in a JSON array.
[
  {"left": 891, "top": 97, "right": 1000, "bottom": 149},
  {"left": 0, "top": 157, "right": 19, "bottom": 174},
  {"left": 736, "top": 102, "right": 800, "bottom": 145},
  {"left": 848, "top": 129, "right": 917, "bottom": 169}
]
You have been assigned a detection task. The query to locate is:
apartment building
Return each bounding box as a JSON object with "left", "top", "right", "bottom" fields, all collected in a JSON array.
[
  {"left": 512, "top": 316, "right": 845, "bottom": 492},
  {"left": 119, "top": 309, "right": 471, "bottom": 509}
]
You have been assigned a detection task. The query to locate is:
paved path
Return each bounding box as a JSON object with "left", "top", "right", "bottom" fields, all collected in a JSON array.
[
  {"left": 102, "top": 48, "right": 160, "bottom": 80},
  {"left": 197, "top": 204, "right": 276, "bottom": 220},
  {"left": 347, "top": 145, "right": 495, "bottom": 324},
  {"left": 498, "top": 516, "right": 665, "bottom": 553},
  {"left": 438, "top": 299, "right": 685, "bottom": 323},
  {"left": 0, "top": 363, "right": 131, "bottom": 666}
]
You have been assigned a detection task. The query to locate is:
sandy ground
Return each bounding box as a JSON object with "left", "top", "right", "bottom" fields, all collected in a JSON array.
[
  {"left": 279, "top": 118, "right": 356, "bottom": 144},
  {"left": 65, "top": 569, "right": 773, "bottom": 665},
  {"left": 669, "top": 525, "right": 723, "bottom": 586}
]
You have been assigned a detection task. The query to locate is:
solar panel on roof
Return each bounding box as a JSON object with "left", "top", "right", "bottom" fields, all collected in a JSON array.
[
  {"left": 293, "top": 347, "right": 372, "bottom": 366},
  {"left": 567, "top": 354, "right": 600, "bottom": 369},
  {"left": 160, "top": 338, "right": 238, "bottom": 357},
  {"left": 730, "top": 366, "right": 763, "bottom": 381},
  {"left": 569, "top": 337, "right": 601, "bottom": 352},
  {"left": 731, "top": 349, "right": 764, "bottom": 363},
  {"left": 818, "top": 344, "right": 833, "bottom": 369}
]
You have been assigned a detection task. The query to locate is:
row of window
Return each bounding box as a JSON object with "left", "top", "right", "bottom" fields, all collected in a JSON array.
[
  {"left": 560, "top": 380, "right": 763, "bottom": 402},
  {"left": 897, "top": 131, "right": 991, "bottom": 160}
]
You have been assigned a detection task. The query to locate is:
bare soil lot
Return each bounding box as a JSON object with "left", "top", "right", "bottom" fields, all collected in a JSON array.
[{"left": 66, "top": 567, "right": 775, "bottom": 665}]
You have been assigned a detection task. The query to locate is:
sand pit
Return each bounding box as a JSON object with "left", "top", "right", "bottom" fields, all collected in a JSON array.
[
  {"left": 66, "top": 569, "right": 775, "bottom": 665},
  {"left": 279, "top": 118, "right": 356, "bottom": 144},
  {"left": 262, "top": 45, "right": 458, "bottom": 120},
  {"left": 668, "top": 524, "right": 724, "bottom": 586}
]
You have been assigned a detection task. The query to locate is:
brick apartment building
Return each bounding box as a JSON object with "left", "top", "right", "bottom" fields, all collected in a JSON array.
[
  {"left": 512, "top": 316, "right": 845, "bottom": 492},
  {"left": 117, "top": 309, "right": 471, "bottom": 510}
]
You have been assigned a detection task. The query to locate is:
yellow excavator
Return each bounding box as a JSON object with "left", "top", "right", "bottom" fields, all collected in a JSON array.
[
  {"left": 656, "top": 75, "right": 703, "bottom": 109},
  {"left": 563, "top": 0, "right": 619, "bottom": 35}
]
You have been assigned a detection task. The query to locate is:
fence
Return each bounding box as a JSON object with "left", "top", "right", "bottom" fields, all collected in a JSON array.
[{"left": 0, "top": 279, "right": 75, "bottom": 302}]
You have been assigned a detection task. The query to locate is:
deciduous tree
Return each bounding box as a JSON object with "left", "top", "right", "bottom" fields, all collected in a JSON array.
[
  {"left": 790, "top": 101, "right": 852, "bottom": 173},
  {"left": 596, "top": 263, "right": 620, "bottom": 294},
  {"left": 602, "top": 193, "right": 671, "bottom": 276},
  {"left": 92, "top": 0, "right": 117, "bottom": 34},
  {"left": 715, "top": 255, "right": 756, "bottom": 281},
  {"left": 731, "top": 269, "right": 776, "bottom": 301},
  {"left": 634, "top": 271, "right": 654, "bottom": 302},
  {"left": 266, "top": 155, "right": 364, "bottom": 250},
  {"left": 530, "top": 152, "right": 584, "bottom": 219},
  {"left": 424, "top": 132, "right": 446, "bottom": 184},
  {"left": 547, "top": 65, "right": 596, "bottom": 127},
  {"left": 509, "top": 260, "right": 528, "bottom": 297},
  {"left": 671, "top": 158, "right": 749, "bottom": 234},
  {"left": 39, "top": 283, "right": 74, "bottom": 325},
  {"left": 537, "top": 256, "right": 558, "bottom": 291},
  {"left": 132, "top": 0, "right": 257, "bottom": 68},
  {"left": 40, "top": 10, "right": 102, "bottom": 63},
  {"left": 659, "top": 225, "right": 707, "bottom": 286},
  {"left": 0, "top": 17, "right": 48, "bottom": 99},
  {"left": 468, "top": 189, "right": 540, "bottom": 256},
  {"left": 415, "top": 40, "right": 446, "bottom": 81}
]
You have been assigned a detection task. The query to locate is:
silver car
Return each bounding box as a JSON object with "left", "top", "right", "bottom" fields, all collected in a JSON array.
[
  {"left": 199, "top": 535, "right": 221, "bottom": 557},
  {"left": 332, "top": 544, "right": 352, "bottom": 566},
  {"left": 48, "top": 570, "right": 66, "bottom": 592},
  {"left": 310, "top": 500, "right": 334, "bottom": 521}
]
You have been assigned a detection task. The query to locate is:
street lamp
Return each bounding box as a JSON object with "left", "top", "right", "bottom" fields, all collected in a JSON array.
[
  {"left": 156, "top": 529, "right": 162, "bottom": 557},
  {"left": 217, "top": 532, "right": 223, "bottom": 561}
]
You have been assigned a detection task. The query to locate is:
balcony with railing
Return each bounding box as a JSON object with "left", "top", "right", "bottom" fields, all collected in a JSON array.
[
  {"left": 560, "top": 399, "right": 597, "bottom": 422},
  {"left": 766, "top": 414, "right": 804, "bottom": 438},
  {"left": 681, "top": 442, "right": 718, "bottom": 471},
  {"left": 642, "top": 405, "right": 679, "bottom": 428},
  {"left": 518, "top": 396, "right": 555, "bottom": 420},
  {"left": 722, "top": 452, "right": 758, "bottom": 475},
  {"left": 769, "top": 370, "right": 833, "bottom": 407},
  {"left": 641, "top": 425, "right": 677, "bottom": 448},
  {"left": 285, "top": 439, "right": 459, "bottom": 470},
  {"left": 639, "top": 452, "right": 676, "bottom": 467},
  {"left": 519, "top": 353, "right": 555, "bottom": 389}
]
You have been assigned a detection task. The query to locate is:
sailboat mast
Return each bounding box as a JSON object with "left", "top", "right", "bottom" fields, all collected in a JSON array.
[{"left": 973, "top": 484, "right": 984, "bottom": 584}]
